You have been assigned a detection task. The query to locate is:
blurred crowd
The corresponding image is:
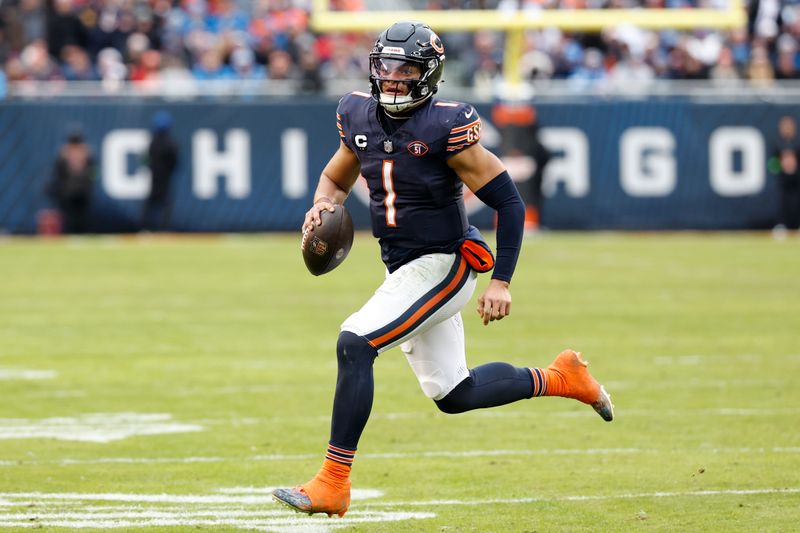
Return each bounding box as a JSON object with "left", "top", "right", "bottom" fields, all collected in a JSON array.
[{"left": 0, "top": 0, "right": 798, "bottom": 97}]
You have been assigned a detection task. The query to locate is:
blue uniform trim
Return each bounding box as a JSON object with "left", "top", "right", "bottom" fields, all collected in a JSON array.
[{"left": 365, "top": 255, "right": 471, "bottom": 350}]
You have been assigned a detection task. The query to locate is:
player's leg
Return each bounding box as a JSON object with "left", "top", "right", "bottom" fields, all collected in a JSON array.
[
  {"left": 273, "top": 253, "right": 474, "bottom": 516},
  {"left": 272, "top": 330, "right": 370, "bottom": 517},
  {"left": 401, "top": 314, "right": 535, "bottom": 409},
  {"left": 402, "top": 300, "right": 613, "bottom": 421}
]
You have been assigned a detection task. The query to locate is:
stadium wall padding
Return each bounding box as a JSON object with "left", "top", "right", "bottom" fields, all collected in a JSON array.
[{"left": 0, "top": 98, "right": 791, "bottom": 234}]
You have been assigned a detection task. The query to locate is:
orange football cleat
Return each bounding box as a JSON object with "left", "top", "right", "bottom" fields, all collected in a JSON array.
[
  {"left": 273, "top": 476, "right": 351, "bottom": 518},
  {"left": 546, "top": 350, "right": 614, "bottom": 421}
]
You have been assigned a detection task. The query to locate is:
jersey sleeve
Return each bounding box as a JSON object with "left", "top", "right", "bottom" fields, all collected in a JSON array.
[
  {"left": 336, "top": 91, "right": 373, "bottom": 152},
  {"left": 443, "top": 103, "right": 482, "bottom": 159},
  {"left": 336, "top": 95, "right": 352, "bottom": 151}
]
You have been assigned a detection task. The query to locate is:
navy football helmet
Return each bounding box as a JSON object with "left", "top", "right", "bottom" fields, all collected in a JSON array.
[{"left": 369, "top": 21, "right": 445, "bottom": 114}]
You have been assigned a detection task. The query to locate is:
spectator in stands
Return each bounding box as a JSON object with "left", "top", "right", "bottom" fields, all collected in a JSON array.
[
  {"left": 266, "top": 49, "right": 295, "bottom": 81},
  {"left": 48, "top": 125, "right": 95, "bottom": 234},
  {"left": 747, "top": 42, "right": 775, "bottom": 86},
  {"left": 3, "top": 56, "right": 27, "bottom": 82},
  {"left": 469, "top": 30, "right": 502, "bottom": 96},
  {"left": 1, "top": 0, "right": 800, "bottom": 96},
  {"left": 231, "top": 46, "right": 266, "bottom": 81},
  {"left": 317, "top": 33, "right": 366, "bottom": 86},
  {"left": 141, "top": 111, "right": 179, "bottom": 232},
  {"left": 46, "top": 0, "right": 87, "bottom": 60},
  {"left": 609, "top": 46, "right": 655, "bottom": 90},
  {"left": 96, "top": 47, "right": 127, "bottom": 91},
  {"left": 20, "top": 39, "right": 62, "bottom": 80},
  {"left": 709, "top": 46, "right": 742, "bottom": 83},
  {"left": 126, "top": 31, "right": 151, "bottom": 73},
  {"left": 775, "top": 35, "right": 798, "bottom": 80},
  {"left": 84, "top": 4, "right": 132, "bottom": 60},
  {"left": 206, "top": 0, "right": 249, "bottom": 34},
  {"left": 130, "top": 49, "right": 162, "bottom": 84},
  {"left": 518, "top": 35, "right": 555, "bottom": 81},
  {"left": 61, "top": 44, "right": 98, "bottom": 81},
  {"left": 770, "top": 115, "right": 800, "bottom": 237},
  {"left": 192, "top": 47, "right": 233, "bottom": 80},
  {"left": 157, "top": 53, "right": 195, "bottom": 96},
  {"left": 1, "top": 0, "right": 44, "bottom": 62},
  {"left": 297, "top": 48, "right": 324, "bottom": 93},
  {"left": 229, "top": 45, "right": 266, "bottom": 96},
  {"left": 568, "top": 47, "right": 607, "bottom": 91}
]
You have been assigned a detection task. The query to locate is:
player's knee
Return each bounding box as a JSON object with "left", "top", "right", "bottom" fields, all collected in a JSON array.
[
  {"left": 406, "top": 357, "right": 448, "bottom": 400},
  {"left": 418, "top": 380, "right": 443, "bottom": 400},
  {"left": 337, "top": 330, "right": 377, "bottom": 369},
  {"left": 434, "top": 378, "right": 472, "bottom": 414}
]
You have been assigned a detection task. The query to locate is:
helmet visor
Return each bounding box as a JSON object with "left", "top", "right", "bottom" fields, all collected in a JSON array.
[{"left": 370, "top": 58, "right": 423, "bottom": 81}]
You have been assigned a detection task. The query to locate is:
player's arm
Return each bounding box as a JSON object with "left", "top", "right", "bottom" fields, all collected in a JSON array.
[
  {"left": 448, "top": 143, "right": 525, "bottom": 325},
  {"left": 303, "top": 141, "right": 361, "bottom": 232}
]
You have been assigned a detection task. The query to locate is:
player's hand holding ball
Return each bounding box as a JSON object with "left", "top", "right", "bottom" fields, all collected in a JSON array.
[{"left": 301, "top": 198, "right": 354, "bottom": 276}]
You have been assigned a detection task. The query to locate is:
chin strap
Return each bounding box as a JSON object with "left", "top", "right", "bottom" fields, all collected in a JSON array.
[{"left": 379, "top": 93, "right": 431, "bottom": 115}]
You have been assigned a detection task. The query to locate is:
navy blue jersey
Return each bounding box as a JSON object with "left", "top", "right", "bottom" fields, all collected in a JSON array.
[{"left": 337, "top": 91, "right": 483, "bottom": 271}]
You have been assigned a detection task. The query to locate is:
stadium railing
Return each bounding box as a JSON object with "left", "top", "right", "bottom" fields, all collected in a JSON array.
[{"left": 4, "top": 79, "right": 800, "bottom": 103}]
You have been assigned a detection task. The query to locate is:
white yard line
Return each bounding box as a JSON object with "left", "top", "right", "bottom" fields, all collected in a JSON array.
[
  {"left": 0, "top": 487, "right": 795, "bottom": 531},
  {"left": 0, "top": 404, "right": 787, "bottom": 443},
  {"left": 0, "top": 413, "right": 202, "bottom": 443},
  {"left": 0, "top": 513, "right": 435, "bottom": 531},
  {"left": 0, "top": 499, "right": 433, "bottom": 532},
  {"left": 0, "top": 369, "right": 56, "bottom": 380},
  {"left": 0, "top": 490, "right": 381, "bottom": 505},
  {"left": 0, "top": 493, "right": 276, "bottom": 505},
  {"left": 0, "top": 446, "right": 800, "bottom": 467},
  {"left": 465, "top": 407, "right": 800, "bottom": 418},
  {"left": 361, "top": 487, "right": 800, "bottom": 507},
  {"left": 2, "top": 446, "right": 798, "bottom": 467},
  {"left": 605, "top": 378, "right": 794, "bottom": 390},
  {"left": 217, "top": 488, "right": 385, "bottom": 499},
  {"left": 194, "top": 406, "right": 800, "bottom": 425}
]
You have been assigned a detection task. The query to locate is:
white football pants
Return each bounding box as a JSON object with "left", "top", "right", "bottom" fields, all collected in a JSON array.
[{"left": 341, "top": 253, "right": 477, "bottom": 400}]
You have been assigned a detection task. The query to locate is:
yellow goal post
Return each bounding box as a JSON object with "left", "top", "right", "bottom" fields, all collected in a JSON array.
[{"left": 310, "top": 0, "right": 747, "bottom": 86}]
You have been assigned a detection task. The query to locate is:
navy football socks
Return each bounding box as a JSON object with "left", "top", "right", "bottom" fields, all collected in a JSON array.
[
  {"left": 329, "top": 331, "right": 378, "bottom": 451},
  {"left": 435, "top": 362, "right": 534, "bottom": 414}
]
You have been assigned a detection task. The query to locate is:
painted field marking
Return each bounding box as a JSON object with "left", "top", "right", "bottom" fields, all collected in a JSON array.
[
  {"left": 0, "top": 413, "right": 202, "bottom": 443},
  {"left": 0, "top": 487, "right": 796, "bottom": 530},
  {"left": 0, "top": 488, "right": 382, "bottom": 505},
  {"left": 217, "top": 488, "right": 385, "bottom": 499},
  {"left": 605, "top": 378, "right": 794, "bottom": 390},
  {"left": 650, "top": 354, "right": 800, "bottom": 365},
  {"left": 3, "top": 446, "right": 800, "bottom": 467},
  {"left": 189, "top": 405, "right": 800, "bottom": 425},
  {"left": 466, "top": 407, "right": 800, "bottom": 418},
  {"left": 653, "top": 354, "right": 764, "bottom": 365},
  {"left": 0, "top": 368, "right": 56, "bottom": 380},
  {"left": 0, "top": 513, "right": 435, "bottom": 531},
  {"left": 0, "top": 488, "right": 431, "bottom": 532},
  {"left": 361, "top": 487, "right": 800, "bottom": 507}
]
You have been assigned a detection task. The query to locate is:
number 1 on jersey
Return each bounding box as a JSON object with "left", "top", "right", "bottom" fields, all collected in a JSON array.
[{"left": 381, "top": 160, "right": 397, "bottom": 227}]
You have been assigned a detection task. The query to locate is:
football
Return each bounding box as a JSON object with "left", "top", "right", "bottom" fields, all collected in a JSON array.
[{"left": 301, "top": 204, "right": 354, "bottom": 276}]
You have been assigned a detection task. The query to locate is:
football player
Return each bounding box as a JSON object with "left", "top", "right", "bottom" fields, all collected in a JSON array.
[{"left": 273, "top": 20, "right": 614, "bottom": 518}]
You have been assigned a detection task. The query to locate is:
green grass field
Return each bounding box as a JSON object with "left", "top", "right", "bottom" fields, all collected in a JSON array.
[{"left": 1, "top": 232, "right": 798, "bottom": 532}]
